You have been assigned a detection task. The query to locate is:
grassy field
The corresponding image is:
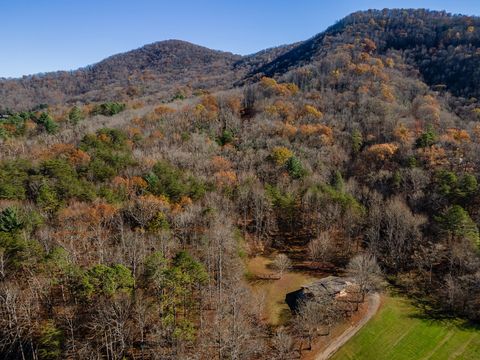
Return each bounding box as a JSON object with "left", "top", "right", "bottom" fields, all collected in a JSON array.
[
  {"left": 332, "top": 295, "right": 480, "bottom": 360},
  {"left": 246, "top": 256, "right": 318, "bottom": 325}
]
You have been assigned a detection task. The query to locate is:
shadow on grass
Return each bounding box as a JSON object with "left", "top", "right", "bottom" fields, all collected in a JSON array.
[{"left": 386, "top": 286, "right": 480, "bottom": 332}]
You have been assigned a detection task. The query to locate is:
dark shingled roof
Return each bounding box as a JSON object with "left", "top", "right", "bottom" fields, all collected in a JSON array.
[
  {"left": 285, "top": 276, "right": 357, "bottom": 312},
  {"left": 301, "top": 276, "right": 355, "bottom": 297}
]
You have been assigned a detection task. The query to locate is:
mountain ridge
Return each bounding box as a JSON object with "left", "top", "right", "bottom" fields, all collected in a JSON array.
[{"left": 2, "top": 8, "right": 480, "bottom": 111}]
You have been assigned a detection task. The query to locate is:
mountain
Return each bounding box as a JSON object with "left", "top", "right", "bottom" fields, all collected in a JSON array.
[
  {"left": 0, "top": 40, "right": 297, "bottom": 111},
  {"left": 250, "top": 9, "right": 480, "bottom": 100},
  {"left": 0, "top": 40, "right": 243, "bottom": 110},
  {"left": 3, "top": 9, "right": 480, "bottom": 111}
]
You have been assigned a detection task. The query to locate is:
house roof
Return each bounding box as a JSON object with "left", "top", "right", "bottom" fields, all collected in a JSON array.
[
  {"left": 301, "top": 276, "right": 356, "bottom": 297},
  {"left": 285, "top": 276, "right": 359, "bottom": 312}
]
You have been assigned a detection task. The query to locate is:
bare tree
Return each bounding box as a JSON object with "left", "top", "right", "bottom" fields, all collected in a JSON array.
[
  {"left": 0, "top": 248, "right": 6, "bottom": 279},
  {"left": 272, "top": 328, "right": 296, "bottom": 359},
  {"left": 272, "top": 254, "right": 292, "bottom": 277},
  {"left": 88, "top": 295, "right": 133, "bottom": 359},
  {"left": 347, "top": 253, "right": 383, "bottom": 300},
  {"left": 0, "top": 285, "right": 38, "bottom": 360},
  {"left": 295, "top": 298, "right": 338, "bottom": 351},
  {"left": 308, "top": 231, "right": 334, "bottom": 262},
  {"left": 367, "top": 196, "right": 426, "bottom": 271}
]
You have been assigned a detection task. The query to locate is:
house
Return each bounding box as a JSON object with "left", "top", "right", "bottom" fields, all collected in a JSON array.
[{"left": 285, "top": 276, "right": 360, "bottom": 312}]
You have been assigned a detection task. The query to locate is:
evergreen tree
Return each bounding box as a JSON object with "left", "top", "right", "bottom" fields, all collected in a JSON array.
[
  {"left": 416, "top": 126, "right": 437, "bottom": 148},
  {"left": 331, "top": 170, "right": 345, "bottom": 191},
  {"left": 68, "top": 106, "right": 84, "bottom": 125},
  {"left": 351, "top": 129, "right": 363, "bottom": 154},
  {"left": 286, "top": 156, "right": 306, "bottom": 179},
  {"left": 37, "top": 112, "right": 59, "bottom": 134},
  {"left": 0, "top": 207, "right": 22, "bottom": 233},
  {"left": 436, "top": 205, "right": 480, "bottom": 246}
]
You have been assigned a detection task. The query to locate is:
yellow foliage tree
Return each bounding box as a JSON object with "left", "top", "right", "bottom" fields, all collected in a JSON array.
[
  {"left": 385, "top": 58, "right": 395, "bottom": 68},
  {"left": 302, "top": 105, "right": 323, "bottom": 119},
  {"left": 271, "top": 146, "right": 293, "bottom": 165},
  {"left": 393, "top": 123, "right": 413, "bottom": 144},
  {"left": 381, "top": 84, "right": 395, "bottom": 102}
]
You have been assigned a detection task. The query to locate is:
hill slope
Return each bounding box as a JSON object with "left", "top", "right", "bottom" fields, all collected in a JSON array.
[
  {"left": 0, "top": 40, "right": 242, "bottom": 110},
  {"left": 0, "top": 40, "right": 297, "bottom": 111},
  {"left": 252, "top": 9, "right": 480, "bottom": 100}
]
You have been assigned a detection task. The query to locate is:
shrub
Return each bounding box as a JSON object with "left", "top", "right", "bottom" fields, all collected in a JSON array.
[{"left": 272, "top": 253, "right": 292, "bottom": 276}]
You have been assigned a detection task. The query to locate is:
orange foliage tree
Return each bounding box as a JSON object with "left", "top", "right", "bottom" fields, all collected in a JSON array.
[{"left": 366, "top": 143, "right": 399, "bottom": 161}]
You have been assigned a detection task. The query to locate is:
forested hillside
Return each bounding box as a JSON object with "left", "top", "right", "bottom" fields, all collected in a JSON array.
[
  {"left": 0, "top": 41, "right": 295, "bottom": 111},
  {"left": 1, "top": 8, "right": 480, "bottom": 360},
  {"left": 254, "top": 9, "right": 480, "bottom": 100}
]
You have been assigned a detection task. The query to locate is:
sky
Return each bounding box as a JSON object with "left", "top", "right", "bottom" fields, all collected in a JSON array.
[{"left": 2, "top": 0, "right": 480, "bottom": 78}]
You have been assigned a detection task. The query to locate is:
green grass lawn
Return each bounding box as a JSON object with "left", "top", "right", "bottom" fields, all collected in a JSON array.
[{"left": 332, "top": 295, "right": 480, "bottom": 360}]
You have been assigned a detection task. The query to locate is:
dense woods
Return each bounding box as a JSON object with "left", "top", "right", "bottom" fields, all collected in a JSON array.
[{"left": 1, "top": 8, "right": 480, "bottom": 360}]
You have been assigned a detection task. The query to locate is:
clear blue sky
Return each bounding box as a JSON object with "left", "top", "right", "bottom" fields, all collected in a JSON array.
[{"left": 2, "top": 0, "right": 480, "bottom": 78}]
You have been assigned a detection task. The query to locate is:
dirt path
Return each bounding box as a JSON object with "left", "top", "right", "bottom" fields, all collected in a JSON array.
[{"left": 315, "top": 292, "right": 381, "bottom": 360}]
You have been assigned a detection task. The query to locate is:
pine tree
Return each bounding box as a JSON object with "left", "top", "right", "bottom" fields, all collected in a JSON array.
[
  {"left": 68, "top": 106, "right": 84, "bottom": 125},
  {"left": 0, "top": 207, "right": 22, "bottom": 233}
]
